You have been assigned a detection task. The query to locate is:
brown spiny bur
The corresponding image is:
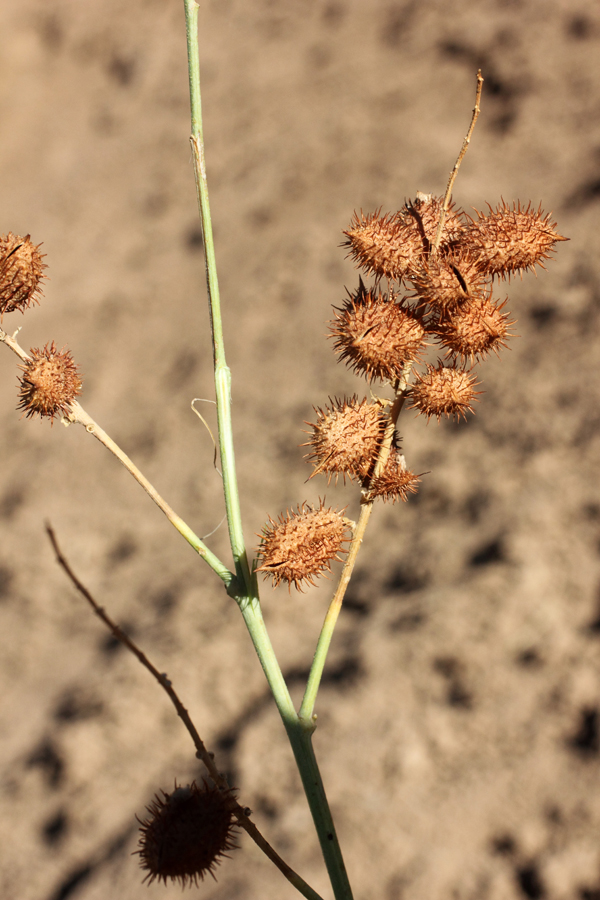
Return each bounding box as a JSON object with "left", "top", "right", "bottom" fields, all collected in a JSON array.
[
  {"left": 463, "top": 201, "right": 567, "bottom": 278},
  {"left": 409, "top": 362, "right": 479, "bottom": 422},
  {"left": 342, "top": 210, "right": 423, "bottom": 281},
  {"left": 435, "top": 295, "right": 513, "bottom": 362},
  {"left": 136, "top": 781, "right": 237, "bottom": 888},
  {"left": 329, "top": 283, "right": 425, "bottom": 383},
  {"left": 364, "top": 451, "right": 420, "bottom": 503},
  {"left": 0, "top": 233, "right": 46, "bottom": 317},
  {"left": 409, "top": 251, "right": 487, "bottom": 314},
  {"left": 303, "top": 397, "right": 387, "bottom": 482},
  {"left": 405, "top": 193, "right": 465, "bottom": 249},
  {"left": 17, "top": 342, "right": 82, "bottom": 421},
  {"left": 256, "top": 502, "right": 351, "bottom": 590},
  {"left": 342, "top": 195, "right": 464, "bottom": 282}
]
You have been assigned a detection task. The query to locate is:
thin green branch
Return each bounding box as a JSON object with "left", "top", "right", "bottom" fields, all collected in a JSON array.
[{"left": 67, "top": 401, "right": 236, "bottom": 589}]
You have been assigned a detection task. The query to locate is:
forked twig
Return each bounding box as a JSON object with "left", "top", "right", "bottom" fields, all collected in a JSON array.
[{"left": 45, "top": 524, "right": 324, "bottom": 900}]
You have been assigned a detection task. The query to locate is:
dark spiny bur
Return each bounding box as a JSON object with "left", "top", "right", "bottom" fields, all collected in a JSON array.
[{"left": 136, "top": 781, "right": 237, "bottom": 888}]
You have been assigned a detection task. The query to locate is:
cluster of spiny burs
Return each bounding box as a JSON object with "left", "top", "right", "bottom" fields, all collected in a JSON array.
[
  {"left": 0, "top": 232, "right": 82, "bottom": 420},
  {"left": 256, "top": 195, "right": 566, "bottom": 591}
]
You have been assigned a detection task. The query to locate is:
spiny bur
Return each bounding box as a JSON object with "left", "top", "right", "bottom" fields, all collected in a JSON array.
[
  {"left": 365, "top": 451, "right": 420, "bottom": 503},
  {"left": 0, "top": 233, "right": 46, "bottom": 317},
  {"left": 342, "top": 194, "right": 464, "bottom": 281},
  {"left": 256, "top": 503, "right": 351, "bottom": 591},
  {"left": 136, "top": 781, "right": 237, "bottom": 888},
  {"left": 303, "top": 397, "right": 387, "bottom": 483},
  {"left": 329, "top": 282, "right": 425, "bottom": 383},
  {"left": 408, "top": 251, "right": 487, "bottom": 313},
  {"left": 462, "top": 201, "right": 567, "bottom": 278},
  {"left": 409, "top": 362, "right": 480, "bottom": 422},
  {"left": 434, "top": 295, "right": 514, "bottom": 362},
  {"left": 17, "top": 342, "right": 82, "bottom": 421},
  {"left": 342, "top": 209, "right": 423, "bottom": 281}
]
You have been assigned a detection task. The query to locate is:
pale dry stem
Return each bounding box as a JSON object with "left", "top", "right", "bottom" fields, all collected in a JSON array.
[{"left": 0, "top": 327, "right": 235, "bottom": 591}]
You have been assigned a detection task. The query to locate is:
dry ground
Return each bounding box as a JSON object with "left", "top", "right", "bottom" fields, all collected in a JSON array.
[{"left": 1, "top": 2, "right": 600, "bottom": 899}]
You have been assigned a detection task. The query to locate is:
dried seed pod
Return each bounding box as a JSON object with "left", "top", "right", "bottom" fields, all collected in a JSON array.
[
  {"left": 342, "top": 209, "right": 423, "bottom": 281},
  {"left": 17, "top": 342, "right": 82, "bottom": 421},
  {"left": 329, "top": 283, "right": 426, "bottom": 383},
  {"left": 342, "top": 195, "right": 465, "bottom": 282},
  {"left": 256, "top": 502, "right": 351, "bottom": 591},
  {"left": 303, "top": 397, "right": 387, "bottom": 482},
  {"left": 0, "top": 233, "right": 46, "bottom": 317},
  {"left": 136, "top": 781, "right": 237, "bottom": 888},
  {"left": 406, "top": 193, "right": 465, "bottom": 249},
  {"left": 435, "top": 295, "right": 513, "bottom": 362},
  {"left": 409, "top": 362, "right": 479, "bottom": 422},
  {"left": 462, "top": 201, "right": 567, "bottom": 278},
  {"left": 408, "top": 251, "right": 488, "bottom": 313},
  {"left": 365, "top": 451, "right": 420, "bottom": 503}
]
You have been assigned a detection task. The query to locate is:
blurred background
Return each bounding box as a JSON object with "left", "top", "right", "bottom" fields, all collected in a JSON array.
[{"left": 0, "top": 1, "right": 599, "bottom": 898}]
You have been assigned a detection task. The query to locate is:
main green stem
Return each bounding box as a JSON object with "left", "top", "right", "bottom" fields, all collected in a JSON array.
[
  {"left": 238, "top": 597, "right": 353, "bottom": 900},
  {"left": 186, "top": 8, "right": 250, "bottom": 593},
  {"left": 183, "top": 3, "right": 353, "bottom": 898}
]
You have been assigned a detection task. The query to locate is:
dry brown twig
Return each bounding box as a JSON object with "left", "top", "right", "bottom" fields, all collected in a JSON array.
[
  {"left": 45, "top": 524, "right": 324, "bottom": 900},
  {"left": 432, "top": 69, "right": 484, "bottom": 253}
]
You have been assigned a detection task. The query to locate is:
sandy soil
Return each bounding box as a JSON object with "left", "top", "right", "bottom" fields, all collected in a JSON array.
[{"left": 1, "top": 1, "right": 599, "bottom": 899}]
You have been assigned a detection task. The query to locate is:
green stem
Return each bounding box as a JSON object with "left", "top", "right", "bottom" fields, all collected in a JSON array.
[
  {"left": 239, "top": 594, "right": 354, "bottom": 900},
  {"left": 183, "top": 5, "right": 354, "bottom": 898},
  {"left": 185, "top": 0, "right": 251, "bottom": 594}
]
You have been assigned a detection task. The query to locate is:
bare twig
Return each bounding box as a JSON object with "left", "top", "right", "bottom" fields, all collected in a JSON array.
[
  {"left": 45, "top": 524, "right": 325, "bottom": 900},
  {"left": 432, "top": 69, "right": 484, "bottom": 253}
]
